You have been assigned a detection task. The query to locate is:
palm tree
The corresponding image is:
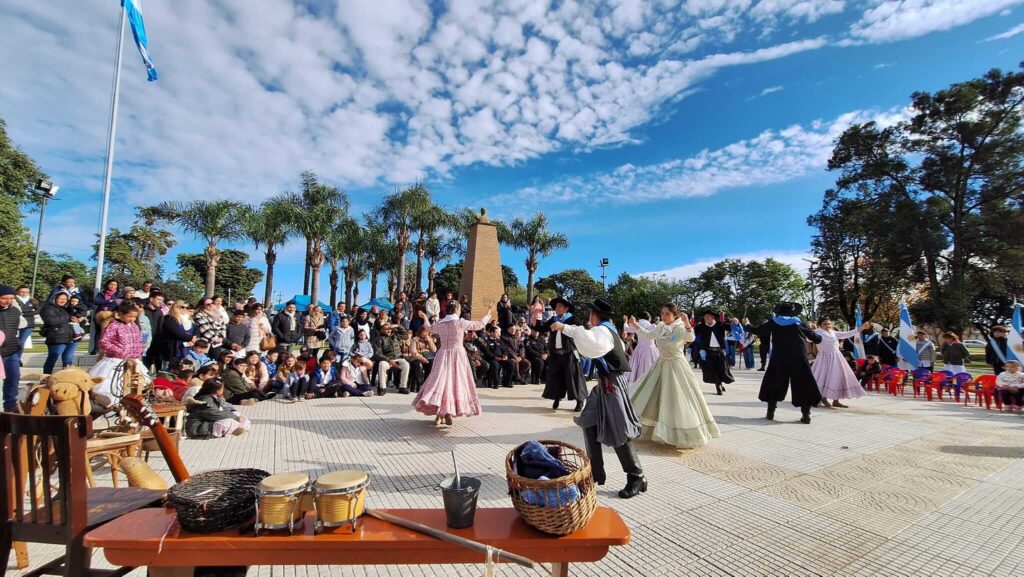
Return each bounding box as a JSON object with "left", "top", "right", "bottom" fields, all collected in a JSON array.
[
  {"left": 140, "top": 200, "right": 248, "bottom": 297},
  {"left": 411, "top": 203, "right": 454, "bottom": 293},
  {"left": 243, "top": 197, "right": 295, "bottom": 308},
  {"left": 423, "top": 233, "right": 460, "bottom": 294},
  {"left": 324, "top": 218, "right": 363, "bottom": 308},
  {"left": 361, "top": 220, "right": 392, "bottom": 301},
  {"left": 284, "top": 171, "right": 348, "bottom": 307},
  {"left": 508, "top": 212, "right": 569, "bottom": 303},
  {"left": 375, "top": 184, "right": 431, "bottom": 300}
]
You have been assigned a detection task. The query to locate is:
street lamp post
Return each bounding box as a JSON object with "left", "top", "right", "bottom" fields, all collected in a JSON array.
[
  {"left": 802, "top": 258, "right": 817, "bottom": 319},
  {"left": 599, "top": 258, "right": 609, "bottom": 290},
  {"left": 30, "top": 180, "right": 59, "bottom": 297}
]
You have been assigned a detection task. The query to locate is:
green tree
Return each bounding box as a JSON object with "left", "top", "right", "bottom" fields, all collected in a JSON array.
[
  {"left": 325, "top": 218, "right": 364, "bottom": 308},
  {"left": 690, "top": 259, "right": 806, "bottom": 322},
  {"left": 361, "top": 219, "right": 395, "bottom": 301},
  {"left": 285, "top": 171, "right": 348, "bottom": 306},
  {"left": 0, "top": 117, "right": 47, "bottom": 285},
  {"left": 160, "top": 268, "right": 205, "bottom": 304},
  {"left": 507, "top": 212, "right": 569, "bottom": 304},
  {"left": 375, "top": 184, "right": 432, "bottom": 300},
  {"left": 176, "top": 250, "right": 263, "bottom": 302},
  {"left": 535, "top": 269, "right": 605, "bottom": 316},
  {"left": 608, "top": 273, "right": 689, "bottom": 318},
  {"left": 827, "top": 64, "right": 1024, "bottom": 332},
  {"left": 423, "top": 233, "right": 460, "bottom": 295},
  {"left": 32, "top": 252, "right": 89, "bottom": 301},
  {"left": 92, "top": 224, "right": 177, "bottom": 288},
  {"left": 243, "top": 197, "right": 296, "bottom": 307},
  {"left": 140, "top": 200, "right": 247, "bottom": 297},
  {"left": 0, "top": 118, "right": 46, "bottom": 203}
]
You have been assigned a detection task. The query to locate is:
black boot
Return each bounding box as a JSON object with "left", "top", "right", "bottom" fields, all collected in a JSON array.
[
  {"left": 715, "top": 383, "right": 723, "bottom": 395},
  {"left": 583, "top": 426, "right": 605, "bottom": 485},
  {"left": 800, "top": 406, "right": 811, "bottom": 424},
  {"left": 758, "top": 365, "right": 766, "bottom": 371},
  {"left": 766, "top": 402, "right": 776, "bottom": 421},
  {"left": 573, "top": 400, "right": 583, "bottom": 412},
  {"left": 552, "top": 399, "right": 560, "bottom": 410},
  {"left": 613, "top": 441, "right": 645, "bottom": 498}
]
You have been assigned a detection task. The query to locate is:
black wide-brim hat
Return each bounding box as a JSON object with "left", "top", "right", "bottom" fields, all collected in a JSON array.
[
  {"left": 591, "top": 297, "right": 615, "bottom": 316},
  {"left": 773, "top": 302, "right": 803, "bottom": 316},
  {"left": 550, "top": 297, "right": 572, "bottom": 311}
]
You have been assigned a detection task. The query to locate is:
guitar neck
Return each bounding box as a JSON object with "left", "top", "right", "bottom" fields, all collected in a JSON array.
[{"left": 147, "top": 419, "right": 190, "bottom": 483}]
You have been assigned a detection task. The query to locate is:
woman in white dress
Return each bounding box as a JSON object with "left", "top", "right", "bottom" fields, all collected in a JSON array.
[
  {"left": 245, "top": 302, "right": 273, "bottom": 354},
  {"left": 627, "top": 304, "right": 721, "bottom": 448},
  {"left": 812, "top": 319, "right": 870, "bottom": 408},
  {"left": 624, "top": 312, "right": 660, "bottom": 388}
]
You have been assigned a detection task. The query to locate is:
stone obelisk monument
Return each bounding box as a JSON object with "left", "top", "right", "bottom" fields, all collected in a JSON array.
[{"left": 459, "top": 208, "right": 504, "bottom": 321}]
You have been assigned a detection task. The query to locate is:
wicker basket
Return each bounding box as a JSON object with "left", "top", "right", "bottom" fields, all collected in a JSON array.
[
  {"left": 167, "top": 468, "right": 270, "bottom": 534},
  {"left": 505, "top": 440, "right": 596, "bottom": 535}
]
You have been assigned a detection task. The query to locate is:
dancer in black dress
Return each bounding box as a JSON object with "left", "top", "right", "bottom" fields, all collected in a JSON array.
[
  {"left": 754, "top": 302, "right": 823, "bottom": 424},
  {"left": 693, "top": 311, "right": 735, "bottom": 395},
  {"left": 535, "top": 297, "right": 587, "bottom": 411}
]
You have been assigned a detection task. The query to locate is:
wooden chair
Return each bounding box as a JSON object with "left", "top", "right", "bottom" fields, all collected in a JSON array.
[{"left": 0, "top": 413, "right": 164, "bottom": 576}]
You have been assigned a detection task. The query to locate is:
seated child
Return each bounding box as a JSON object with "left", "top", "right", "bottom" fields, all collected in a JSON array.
[
  {"left": 186, "top": 339, "right": 215, "bottom": 368},
  {"left": 996, "top": 360, "right": 1024, "bottom": 410},
  {"left": 339, "top": 352, "right": 375, "bottom": 397},
  {"left": 184, "top": 379, "right": 251, "bottom": 439},
  {"left": 152, "top": 367, "right": 195, "bottom": 401},
  {"left": 856, "top": 355, "right": 882, "bottom": 388}
]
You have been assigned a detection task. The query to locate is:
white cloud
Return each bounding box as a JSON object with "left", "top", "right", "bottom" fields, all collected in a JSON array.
[
  {"left": 985, "top": 22, "right": 1024, "bottom": 41},
  {"left": 873, "top": 62, "right": 896, "bottom": 69},
  {"left": 0, "top": 0, "right": 845, "bottom": 215},
  {"left": 493, "top": 107, "right": 909, "bottom": 207},
  {"left": 639, "top": 250, "right": 812, "bottom": 281},
  {"left": 848, "top": 0, "right": 1024, "bottom": 44},
  {"left": 749, "top": 85, "right": 785, "bottom": 99}
]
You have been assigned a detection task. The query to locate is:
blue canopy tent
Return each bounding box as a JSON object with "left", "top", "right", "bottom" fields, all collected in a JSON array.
[
  {"left": 274, "top": 294, "right": 331, "bottom": 312},
  {"left": 358, "top": 298, "right": 395, "bottom": 312}
]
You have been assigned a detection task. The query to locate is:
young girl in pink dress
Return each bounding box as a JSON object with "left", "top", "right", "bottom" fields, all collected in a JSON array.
[{"left": 412, "top": 300, "right": 493, "bottom": 426}]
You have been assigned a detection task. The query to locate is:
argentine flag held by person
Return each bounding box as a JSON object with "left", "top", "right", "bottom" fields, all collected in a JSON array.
[
  {"left": 1009, "top": 303, "right": 1024, "bottom": 364},
  {"left": 897, "top": 302, "right": 919, "bottom": 369},
  {"left": 852, "top": 305, "right": 865, "bottom": 360},
  {"left": 123, "top": 0, "right": 158, "bottom": 81}
]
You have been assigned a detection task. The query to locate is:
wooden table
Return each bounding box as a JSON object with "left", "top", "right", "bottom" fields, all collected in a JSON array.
[{"left": 85, "top": 506, "right": 630, "bottom": 576}]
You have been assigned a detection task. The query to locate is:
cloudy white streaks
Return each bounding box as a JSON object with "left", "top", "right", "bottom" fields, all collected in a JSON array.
[
  {"left": 639, "top": 250, "right": 812, "bottom": 281},
  {"left": 495, "top": 107, "right": 909, "bottom": 206},
  {"left": 985, "top": 22, "right": 1024, "bottom": 41},
  {"left": 849, "top": 0, "right": 1024, "bottom": 44}
]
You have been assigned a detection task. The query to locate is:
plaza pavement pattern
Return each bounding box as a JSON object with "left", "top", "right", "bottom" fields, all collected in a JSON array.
[{"left": 9, "top": 369, "right": 1024, "bottom": 576}]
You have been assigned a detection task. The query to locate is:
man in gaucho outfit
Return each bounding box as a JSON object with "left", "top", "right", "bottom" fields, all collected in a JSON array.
[
  {"left": 694, "top": 311, "right": 735, "bottom": 395},
  {"left": 534, "top": 297, "right": 587, "bottom": 412},
  {"left": 754, "top": 302, "right": 823, "bottom": 424}
]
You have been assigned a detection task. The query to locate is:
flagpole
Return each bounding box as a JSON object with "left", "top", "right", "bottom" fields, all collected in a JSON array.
[{"left": 94, "top": 3, "right": 127, "bottom": 296}]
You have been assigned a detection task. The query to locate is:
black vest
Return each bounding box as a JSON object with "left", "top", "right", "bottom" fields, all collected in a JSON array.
[{"left": 599, "top": 326, "right": 630, "bottom": 374}]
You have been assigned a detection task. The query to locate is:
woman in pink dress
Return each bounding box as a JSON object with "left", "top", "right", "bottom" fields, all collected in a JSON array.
[
  {"left": 812, "top": 319, "right": 870, "bottom": 408},
  {"left": 412, "top": 300, "right": 493, "bottom": 426},
  {"left": 624, "top": 312, "right": 660, "bottom": 388}
]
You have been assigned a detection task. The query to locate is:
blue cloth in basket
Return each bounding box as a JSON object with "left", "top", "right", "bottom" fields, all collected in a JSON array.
[
  {"left": 515, "top": 441, "right": 568, "bottom": 479},
  {"left": 520, "top": 477, "right": 581, "bottom": 507}
]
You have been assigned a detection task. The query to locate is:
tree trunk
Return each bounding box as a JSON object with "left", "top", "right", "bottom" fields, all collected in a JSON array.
[
  {"left": 303, "top": 236, "right": 312, "bottom": 295},
  {"left": 309, "top": 248, "right": 324, "bottom": 308},
  {"left": 205, "top": 244, "right": 220, "bottom": 298},
  {"left": 415, "top": 238, "right": 424, "bottom": 293},
  {"left": 329, "top": 260, "right": 339, "bottom": 308},
  {"left": 370, "top": 270, "right": 379, "bottom": 299},
  {"left": 353, "top": 284, "right": 360, "bottom": 306},
  {"left": 396, "top": 229, "right": 408, "bottom": 300},
  {"left": 343, "top": 261, "right": 351, "bottom": 307},
  {"left": 427, "top": 262, "right": 437, "bottom": 294},
  {"left": 263, "top": 246, "right": 277, "bottom": 309},
  {"left": 526, "top": 267, "right": 536, "bottom": 304}
]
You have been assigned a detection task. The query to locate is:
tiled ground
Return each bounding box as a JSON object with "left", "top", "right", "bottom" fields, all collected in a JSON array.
[{"left": 9, "top": 368, "right": 1024, "bottom": 576}]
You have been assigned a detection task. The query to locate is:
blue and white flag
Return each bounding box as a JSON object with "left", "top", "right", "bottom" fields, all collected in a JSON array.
[
  {"left": 897, "top": 301, "right": 919, "bottom": 368},
  {"left": 852, "top": 304, "right": 865, "bottom": 360},
  {"left": 1009, "top": 302, "right": 1024, "bottom": 364},
  {"left": 123, "top": 0, "right": 158, "bottom": 81}
]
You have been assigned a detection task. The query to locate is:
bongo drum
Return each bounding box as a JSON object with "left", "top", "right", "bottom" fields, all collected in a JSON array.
[
  {"left": 255, "top": 471, "right": 309, "bottom": 535},
  {"left": 312, "top": 470, "right": 369, "bottom": 533}
]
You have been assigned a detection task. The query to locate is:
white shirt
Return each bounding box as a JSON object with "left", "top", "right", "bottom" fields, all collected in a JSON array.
[
  {"left": 560, "top": 324, "right": 615, "bottom": 359},
  {"left": 706, "top": 322, "right": 721, "bottom": 348}
]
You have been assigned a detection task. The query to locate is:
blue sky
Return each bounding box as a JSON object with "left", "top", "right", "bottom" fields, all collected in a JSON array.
[{"left": 2, "top": 1, "right": 1023, "bottom": 302}]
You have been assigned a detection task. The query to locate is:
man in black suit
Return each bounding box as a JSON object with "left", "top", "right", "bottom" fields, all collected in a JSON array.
[
  {"left": 693, "top": 311, "right": 735, "bottom": 395},
  {"left": 487, "top": 326, "right": 517, "bottom": 388},
  {"left": 533, "top": 297, "right": 587, "bottom": 411}
]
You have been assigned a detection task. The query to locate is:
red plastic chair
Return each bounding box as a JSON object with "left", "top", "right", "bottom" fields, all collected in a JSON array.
[
  {"left": 883, "top": 369, "right": 908, "bottom": 396},
  {"left": 968, "top": 375, "right": 1001, "bottom": 410},
  {"left": 911, "top": 369, "right": 933, "bottom": 398},
  {"left": 922, "top": 373, "right": 950, "bottom": 401}
]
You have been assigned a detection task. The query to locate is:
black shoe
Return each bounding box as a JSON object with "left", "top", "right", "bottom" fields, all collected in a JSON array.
[
  {"left": 766, "top": 405, "right": 776, "bottom": 421},
  {"left": 377, "top": 387, "right": 386, "bottom": 396},
  {"left": 552, "top": 399, "right": 560, "bottom": 410},
  {"left": 501, "top": 384, "right": 514, "bottom": 388},
  {"left": 573, "top": 401, "right": 583, "bottom": 412},
  {"left": 715, "top": 384, "right": 723, "bottom": 395},
  {"left": 491, "top": 384, "right": 499, "bottom": 389},
  {"left": 758, "top": 366, "right": 766, "bottom": 371},
  {"left": 618, "top": 475, "right": 647, "bottom": 499},
  {"left": 593, "top": 476, "right": 605, "bottom": 486},
  {"left": 398, "top": 388, "right": 409, "bottom": 394},
  {"left": 800, "top": 407, "right": 811, "bottom": 424}
]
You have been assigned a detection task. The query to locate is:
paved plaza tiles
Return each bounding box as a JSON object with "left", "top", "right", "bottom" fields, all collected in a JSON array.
[{"left": 9, "top": 370, "right": 1024, "bottom": 576}]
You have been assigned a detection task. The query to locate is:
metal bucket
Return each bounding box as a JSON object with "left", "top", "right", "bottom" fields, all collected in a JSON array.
[{"left": 439, "top": 476, "right": 480, "bottom": 529}]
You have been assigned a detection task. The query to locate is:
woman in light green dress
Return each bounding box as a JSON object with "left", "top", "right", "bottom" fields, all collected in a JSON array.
[{"left": 627, "top": 304, "right": 721, "bottom": 448}]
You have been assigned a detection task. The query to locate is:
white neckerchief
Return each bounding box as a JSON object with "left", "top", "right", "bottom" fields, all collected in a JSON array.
[
  {"left": 706, "top": 322, "right": 720, "bottom": 348},
  {"left": 441, "top": 314, "right": 459, "bottom": 322}
]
